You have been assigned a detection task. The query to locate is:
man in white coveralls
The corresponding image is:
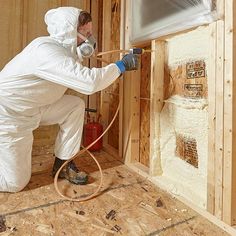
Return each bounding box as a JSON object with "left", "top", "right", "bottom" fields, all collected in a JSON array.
[{"left": 0, "top": 7, "right": 138, "bottom": 192}]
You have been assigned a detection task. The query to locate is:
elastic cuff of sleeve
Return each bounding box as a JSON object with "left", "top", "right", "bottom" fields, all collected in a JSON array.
[{"left": 115, "top": 61, "right": 126, "bottom": 73}]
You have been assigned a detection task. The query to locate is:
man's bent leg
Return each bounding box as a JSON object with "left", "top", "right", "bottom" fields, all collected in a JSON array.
[
  {"left": 40, "top": 95, "right": 87, "bottom": 184},
  {"left": 0, "top": 133, "right": 33, "bottom": 192}
]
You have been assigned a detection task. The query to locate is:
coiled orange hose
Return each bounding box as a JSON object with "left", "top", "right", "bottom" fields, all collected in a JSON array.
[{"left": 54, "top": 100, "right": 120, "bottom": 202}]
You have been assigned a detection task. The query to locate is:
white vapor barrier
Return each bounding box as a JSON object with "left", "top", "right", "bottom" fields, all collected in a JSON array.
[{"left": 130, "top": 0, "right": 217, "bottom": 43}]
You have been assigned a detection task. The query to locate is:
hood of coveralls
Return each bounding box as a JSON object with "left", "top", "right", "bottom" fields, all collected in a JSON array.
[{"left": 45, "top": 7, "right": 81, "bottom": 47}]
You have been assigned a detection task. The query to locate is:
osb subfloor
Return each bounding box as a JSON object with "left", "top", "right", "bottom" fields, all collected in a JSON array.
[{"left": 0, "top": 150, "right": 230, "bottom": 236}]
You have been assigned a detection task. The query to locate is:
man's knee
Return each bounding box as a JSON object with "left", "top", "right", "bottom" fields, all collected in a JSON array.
[
  {"left": 8, "top": 180, "right": 29, "bottom": 193},
  {"left": 0, "top": 173, "right": 31, "bottom": 193}
]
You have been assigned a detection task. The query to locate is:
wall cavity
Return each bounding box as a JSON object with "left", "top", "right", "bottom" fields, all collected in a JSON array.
[{"left": 155, "top": 26, "right": 210, "bottom": 209}]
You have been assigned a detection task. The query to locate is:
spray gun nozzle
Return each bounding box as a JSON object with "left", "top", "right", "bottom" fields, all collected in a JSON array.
[
  {"left": 129, "top": 48, "right": 154, "bottom": 55},
  {"left": 129, "top": 48, "right": 144, "bottom": 55}
]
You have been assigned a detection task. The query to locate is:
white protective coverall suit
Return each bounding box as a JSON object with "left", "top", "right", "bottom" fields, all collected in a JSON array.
[{"left": 0, "top": 7, "right": 121, "bottom": 192}]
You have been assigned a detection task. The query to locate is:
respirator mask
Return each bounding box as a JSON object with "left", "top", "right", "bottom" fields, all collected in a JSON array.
[{"left": 77, "top": 32, "right": 97, "bottom": 59}]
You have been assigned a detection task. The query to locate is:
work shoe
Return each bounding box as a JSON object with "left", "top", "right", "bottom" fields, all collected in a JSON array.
[{"left": 52, "top": 157, "right": 88, "bottom": 185}]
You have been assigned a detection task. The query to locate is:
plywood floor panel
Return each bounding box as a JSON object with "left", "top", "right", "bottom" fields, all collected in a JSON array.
[{"left": 0, "top": 151, "right": 230, "bottom": 236}]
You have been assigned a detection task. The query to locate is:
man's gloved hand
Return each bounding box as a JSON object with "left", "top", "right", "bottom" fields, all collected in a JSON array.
[
  {"left": 115, "top": 54, "right": 139, "bottom": 73},
  {"left": 121, "top": 54, "right": 139, "bottom": 71}
]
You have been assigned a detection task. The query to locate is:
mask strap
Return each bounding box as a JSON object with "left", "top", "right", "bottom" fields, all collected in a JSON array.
[{"left": 77, "top": 32, "right": 87, "bottom": 41}]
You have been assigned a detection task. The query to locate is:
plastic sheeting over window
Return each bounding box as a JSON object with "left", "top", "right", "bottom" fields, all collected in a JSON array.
[{"left": 130, "top": 0, "right": 217, "bottom": 43}]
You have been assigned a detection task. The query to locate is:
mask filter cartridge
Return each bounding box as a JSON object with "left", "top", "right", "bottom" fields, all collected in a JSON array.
[{"left": 77, "top": 33, "right": 97, "bottom": 58}]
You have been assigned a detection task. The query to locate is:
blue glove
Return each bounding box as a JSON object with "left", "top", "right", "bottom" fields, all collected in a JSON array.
[{"left": 115, "top": 54, "right": 139, "bottom": 73}]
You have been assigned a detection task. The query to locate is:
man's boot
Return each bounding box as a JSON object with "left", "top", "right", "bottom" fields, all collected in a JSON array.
[{"left": 52, "top": 157, "right": 88, "bottom": 185}]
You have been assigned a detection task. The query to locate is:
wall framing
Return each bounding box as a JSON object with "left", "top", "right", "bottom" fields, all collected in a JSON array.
[
  {"left": 0, "top": 0, "right": 235, "bottom": 231},
  {"left": 100, "top": 0, "right": 123, "bottom": 159},
  {"left": 121, "top": 0, "right": 236, "bottom": 228},
  {"left": 207, "top": 0, "right": 236, "bottom": 226}
]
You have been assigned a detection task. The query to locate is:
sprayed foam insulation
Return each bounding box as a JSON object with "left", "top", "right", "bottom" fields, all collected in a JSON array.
[
  {"left": 155, "top": 26, "right": 210, "bottom": 209},
  {"left": 139, "top": 46, "right": 151, "bottom": 167}
]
